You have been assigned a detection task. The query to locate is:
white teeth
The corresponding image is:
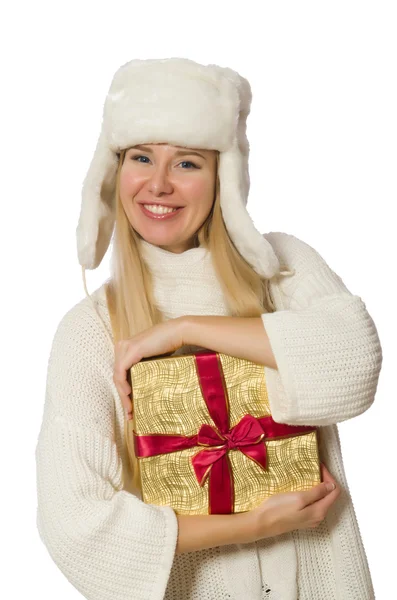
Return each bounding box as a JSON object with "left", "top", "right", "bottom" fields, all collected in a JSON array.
[{"left": 143, "top": 204, "right": 178, "bottom": 215}]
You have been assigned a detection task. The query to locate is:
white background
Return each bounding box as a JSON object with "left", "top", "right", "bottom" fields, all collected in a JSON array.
[{"left": 1, "top": 1, "right": 395, "bottom": 598}]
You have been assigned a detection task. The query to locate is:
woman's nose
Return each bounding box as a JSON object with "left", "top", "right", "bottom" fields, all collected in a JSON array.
[{"left": 148, "top": 168, "right": 173, "bottom": 194}]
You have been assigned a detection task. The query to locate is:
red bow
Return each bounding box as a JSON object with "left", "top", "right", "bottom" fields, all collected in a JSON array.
[{"left": 192, "top": 413, "right": 268, "bottom": 485}]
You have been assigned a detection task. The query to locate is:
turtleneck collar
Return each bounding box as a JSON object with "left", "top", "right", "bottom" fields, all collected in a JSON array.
[
  {"left": 137, "top": 237, "right": 230, "bottom": 322},
  {"left": 139, "top": 238, "right": 210, "bottom": 276},
  {"left": 94, "top": 237, "right": 231, "bottom": 323}
]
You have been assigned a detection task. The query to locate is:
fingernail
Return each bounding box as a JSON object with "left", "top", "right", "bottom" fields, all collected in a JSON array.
[{"left": 326, "top": 482, "right": 336, "bottom": 492}]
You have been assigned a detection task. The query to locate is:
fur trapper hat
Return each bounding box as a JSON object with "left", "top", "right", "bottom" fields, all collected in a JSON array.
[{"left": 76, "top": 57, "right": 288, "bottom": 281}]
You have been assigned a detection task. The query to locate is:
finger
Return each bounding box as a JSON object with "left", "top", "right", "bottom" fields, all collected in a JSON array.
[
  {"left": 299, "top": 478, "right": 337, "bottom": 508},
  {"left": 126, "top": 380, "right": 133, "bottom": 418},
  {"left": 113, "top": 369, "right": 132, "bottom": 394},
  {"left": 113, "top": 370, "right": 133, "bottom": 418},
  {"left": 298, "top": 463, "right": 340, "bottom": 512},
  {"left": 300, "top": 482, "right": 341, "bottom": 521},
  {"left": 121, "top": 390, "right": 133, "bottom": 420},
  {"left": 125, "top": 372, "right": 134, "bottom": 420},
  {"left": 114, "top": 342, "right": 141, "bottom": 379},
  {"left": 113, "top": 375, "right": 132, "bottom": 398},
  {"left": 320, "top": 463, "right": 338, "bottom": 488},
  {"left": 320, "top": 462, "right": 331, "bottom": 480},
  {"left": 113, "top": 353, "right": 139, "bottom": 404}
]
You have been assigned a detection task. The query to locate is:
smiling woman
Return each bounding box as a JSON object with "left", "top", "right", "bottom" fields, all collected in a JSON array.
[
  {"left": 35, "top": 57, "right": 382, "bottom": 600},
  {"left": 118, "top": 143, "right": 218, "bottom": 254}
]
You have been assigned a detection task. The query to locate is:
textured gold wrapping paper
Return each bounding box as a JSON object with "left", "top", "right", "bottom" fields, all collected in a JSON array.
[{"left": 126, "top": 351, "right": 321, "bottom": 515}]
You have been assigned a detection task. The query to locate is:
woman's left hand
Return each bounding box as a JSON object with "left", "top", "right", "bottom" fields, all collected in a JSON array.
[{"left": 113, "top": 317, "right": 186, "bottom": 420}]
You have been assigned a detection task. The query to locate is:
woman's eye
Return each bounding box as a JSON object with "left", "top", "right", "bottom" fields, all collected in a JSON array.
[
  {"left": 131, "top": 155, "right": 197, "bottom": 169},
  {"left": 179, "top": 160, "right": 197, "bottom": 169}
]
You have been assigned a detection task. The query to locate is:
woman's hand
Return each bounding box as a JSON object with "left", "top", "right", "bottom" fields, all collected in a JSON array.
[
  {"left": 246, "top": 462, "right": 341, "bottom": 542},
  {"left": 113, "top": 317, "right": 186, "bottom": 420}
]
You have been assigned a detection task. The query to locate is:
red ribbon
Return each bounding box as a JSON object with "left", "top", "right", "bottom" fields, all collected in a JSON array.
[{"left": 134, "top": 351, "right": 316, "bottom": 514}]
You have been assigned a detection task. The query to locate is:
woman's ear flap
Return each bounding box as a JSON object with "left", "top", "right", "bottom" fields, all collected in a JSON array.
[{"left": 76, "top": 130, "right": 118, "bottom": 270}]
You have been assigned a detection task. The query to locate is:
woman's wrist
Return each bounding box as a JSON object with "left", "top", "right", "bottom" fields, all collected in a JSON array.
[{"left": 233, "top": 509, "right": 260, "bottom": 545}]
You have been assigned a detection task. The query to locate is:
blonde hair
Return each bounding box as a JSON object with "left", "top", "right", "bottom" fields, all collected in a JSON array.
[{"left": 81, "top": 147, "right": 291, "bottom": 492}]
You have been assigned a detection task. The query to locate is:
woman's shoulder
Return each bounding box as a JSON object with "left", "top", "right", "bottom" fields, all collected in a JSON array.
[
  {"left": 262, "top": 230, "right": 351, "bottom": 308},
  {"left": 262, "top": 230, "right": 335, "bottom": 279},
  {"left": 51, "top": 283, "right": 112, "bottom": 358}
]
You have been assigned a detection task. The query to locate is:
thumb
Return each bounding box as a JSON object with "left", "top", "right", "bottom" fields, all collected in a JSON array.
[{"left": 300, "top": 479, "right": 336, "bottom": 507}]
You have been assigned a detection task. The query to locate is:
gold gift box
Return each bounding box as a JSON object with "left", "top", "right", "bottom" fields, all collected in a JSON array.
[{"left": 125, "top": 350, "right": 321, "bottom": 515}]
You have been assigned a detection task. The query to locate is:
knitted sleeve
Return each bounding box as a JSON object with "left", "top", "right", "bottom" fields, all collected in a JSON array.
[
  {"left": 261, "top": 232, "right": 383, "bottom": 427},
  {"left": 35, "top": 302, "right": 178, "bottom": 600}
]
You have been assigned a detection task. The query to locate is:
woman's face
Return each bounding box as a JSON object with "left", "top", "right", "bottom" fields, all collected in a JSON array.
[{"left": 119, "top": 143, "right": 217, "bottom": 253}]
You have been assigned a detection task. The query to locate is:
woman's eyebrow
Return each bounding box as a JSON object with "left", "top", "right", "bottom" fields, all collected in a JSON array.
[{"left": 132, "top": 144, "right": 207, "bottom": 160}]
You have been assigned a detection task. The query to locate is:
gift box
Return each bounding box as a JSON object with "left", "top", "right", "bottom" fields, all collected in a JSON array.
[{"left": 125, "top": 350, "right": 321, "bottom": 515}]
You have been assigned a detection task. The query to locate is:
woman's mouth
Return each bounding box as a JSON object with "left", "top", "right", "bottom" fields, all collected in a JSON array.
[{"left": 140, "top": 204, "right": 184, "bottom": 220}]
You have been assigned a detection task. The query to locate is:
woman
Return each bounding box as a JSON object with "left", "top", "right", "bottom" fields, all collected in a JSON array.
[{"left": 35, "top": 57, "right": 383, "bottom": 599}]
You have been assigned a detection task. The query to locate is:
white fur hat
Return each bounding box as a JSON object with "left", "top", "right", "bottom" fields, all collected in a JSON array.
[{"left": 76, "top": 57, "right": 284, "bottom": 279}]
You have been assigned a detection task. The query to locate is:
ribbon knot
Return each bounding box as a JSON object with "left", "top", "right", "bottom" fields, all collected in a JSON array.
[
  {"left": 192, "top": 414, "right": 268, "bottom": 486},
  {"left": 223, "top": 432, "right": 238, "bottom": 450}
]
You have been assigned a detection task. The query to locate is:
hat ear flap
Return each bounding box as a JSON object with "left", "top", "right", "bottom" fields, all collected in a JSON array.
[
  {"left": 76, "top": 130, "right": 119, "bottom": 270},
  {"left": 219, "top": 142, "right": 281, "bottom": 280}
]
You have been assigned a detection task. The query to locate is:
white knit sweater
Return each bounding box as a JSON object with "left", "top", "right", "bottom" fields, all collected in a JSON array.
[{"left": 35, "top": 231, "right": 383, "bottom": 600}]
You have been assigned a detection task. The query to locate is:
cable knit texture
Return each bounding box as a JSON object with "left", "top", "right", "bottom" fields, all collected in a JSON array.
[{"left": 35, "top": 231, "right": 382, "bottom": 599}]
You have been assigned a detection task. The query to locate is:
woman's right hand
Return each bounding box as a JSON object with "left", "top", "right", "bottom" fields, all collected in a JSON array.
[{"left": 248, "top": 462, "right": 341, "bottom": 541}]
